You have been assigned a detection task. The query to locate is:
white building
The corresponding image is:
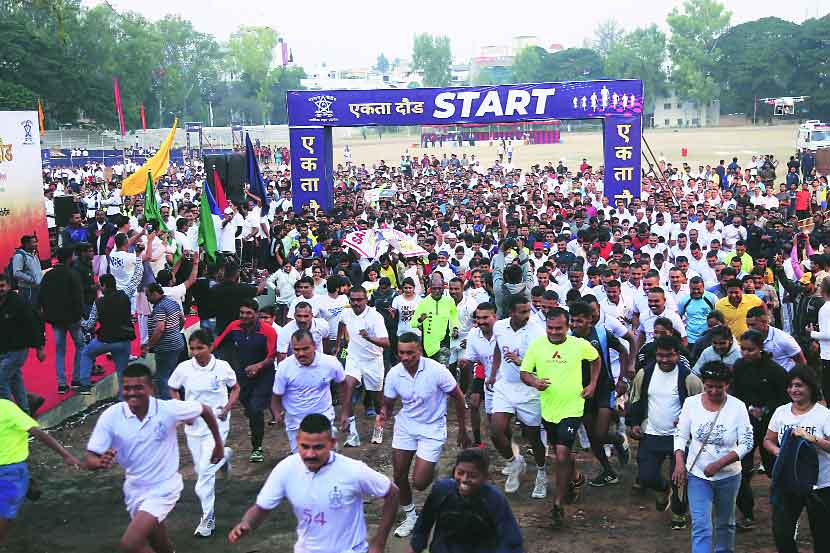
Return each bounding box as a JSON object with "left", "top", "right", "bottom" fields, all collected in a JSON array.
[{"left": 652, "top": 92, "right": 720, "bottom": 128}]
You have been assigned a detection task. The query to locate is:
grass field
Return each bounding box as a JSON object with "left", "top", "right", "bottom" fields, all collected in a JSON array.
[{"left": 331, "top": 124, "right": 801, "bottom": 174}]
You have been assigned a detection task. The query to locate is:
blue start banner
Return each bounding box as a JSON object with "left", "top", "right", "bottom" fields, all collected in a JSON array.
[{"left": 286, "top": 79, "right": 643, "bottom": 213}]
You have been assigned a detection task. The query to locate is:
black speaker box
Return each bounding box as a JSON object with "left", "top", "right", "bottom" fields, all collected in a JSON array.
[
  {"left": 54, "top": 196, "right": 78, "bottom": 227},
  {"left": 204, "top": 153, "right": 246, "bottom": 204}
]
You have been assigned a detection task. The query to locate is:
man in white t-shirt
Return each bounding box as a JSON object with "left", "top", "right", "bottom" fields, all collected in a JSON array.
[
  {"left": 84, "top": 364, "right": 224, "bottom": 553},
  {"left": 378, "top": 332, "right": 469, "bottom": 537},
  {"left": 337, "top": 286, "right": 390, "bottom": 448},
  {"left": 108, "top": 232, "right": 146, "bottom": 313},
  {"left": 219, "top": 207, "right": 242, "bottom": 255},
  {"left": 286, "top": 276, "right": 321, "bottom": 320},
  {"left": 459, "top": 302, "right": 498, "bottom": 447},
  {"left": 636, "top": 288, "right": 688, "bottom": 351},
  {"left": 272, "top": 330, "right": 345, "bottom": 452},
  {"left": 487, "top": 295, "right": 547, "bottom": 497},
  {"left": 276, "top": 303, "right": 330, "bottom": 362},
  {"left": 229, "top": 414, "right": 399, "bottom": 553}
]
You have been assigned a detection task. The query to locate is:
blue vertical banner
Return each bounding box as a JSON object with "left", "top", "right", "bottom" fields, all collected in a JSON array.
[
  {"left": 289, "top": 126, "right": 333, "bottom": 213},
  {"left": 602, "top": 115, "right": 642, "bottom": 207}
]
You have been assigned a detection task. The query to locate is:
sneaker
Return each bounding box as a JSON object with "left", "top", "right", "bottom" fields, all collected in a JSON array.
[
  {"left": 249, "top": 447, "right": 264, "bottom": 463},
  {"left": 71, "top": 381, "right": 82, "bottom": 390},
  {"left": 589, "top": 471, "right": 619, "bottom": 487},
  {"left": 371, "top": 426, "right": 384, "bottom": 444},
  {"left": 671, "top": 514, "right": 688, "bottom": 530},
  {"left": 79, "top": 385, "right": 92, "bottom": 396},
  {"left": 222, "top": 447, "right": 233, "bottom": 477},
  {"left": 504, "top": 457, "right": 526, "bottom": 494},
  {"left": 472, "top": 441, "right": 485, "bottom": 449},
  {"left": 344, "top": 432, "right": 361, "bottom": 448},
  {"left": 566, "top": 472, "right": 586, "bottom": 504},
  {"left": 366, "top": 407, "right": 377, "bottom": 417},
  {"left": 531, "top": 472, "right": 548, "bottom": 499},
  {"left": 614, "top": 436, "right": 630, "bottom": 466},
  {"left": 736, "top": 517, "right": 755, "bottom": 532},
  {"left": 550, "top": 505, "right": 565, "bottom": 530},
  {"left": 394, "top": 510, "right": 418, "bottom": 537},
  {"left": 58, "top": 384, "right": 69, "bottom": 395},
  {"left": 501, "top": 463, "right": 512, "bottom": 476},
  {"left": 194, "top": 513, "right": 215, "bottom": 537}
]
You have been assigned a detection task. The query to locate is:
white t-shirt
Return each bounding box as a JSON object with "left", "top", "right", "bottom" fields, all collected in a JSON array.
[
  {"left": 162, "top": 283, "right": 187, "bottom": 313},
  {"left": 287, "top": 294, "right": 321, "bottom": 319},
  {"left": 255, "top": 453, "right": 391, "bottom": 553},
  {"left": 219, "top": 213, "right": 242, "bottom": 253},
  {"left": 109, "top": 250, "right": 137, "bottom": 291},
  {"left": 674, "top": 394, "right": 753, "bottom": 481},
  {"left": 168, "top": 356, "right": 236, "bottom": 436},
  {"left": 317, "top": 294, "right": 350, "bottom": 331},
  {"left": 763, "top": 327, "right": 802, "bottom": 372},
  {"left": 638, "top": 308, "right": 687, "bottom": 343},
  {"left": 277, "top": 318, "right": 330, "bottom": 355},
  {"left": 462, "top": 327, "right": 496, "bottom": 379},
  {"left": 493, "top": 318, "right": 546, "bottom": 385},
  {"left": 768, "top": 402, "right": 830, "bottom": 489},
  {"left": 87, "top": 398, "right": 202, "bottom": 488},
  {"left": 644, "top": 366, "right": 681, "bottom": 436},
  {"left": 341, "top": 307, "right": 387, "bottom": 361},
  {"left": 273, "top": 353, "right": 345, "bottom": 428},
  {"left": 392, "top": 295, "right": 420, "bottom": 337},
  {"left": 383, "top": 356, "right": 457, "bottom": 438}
]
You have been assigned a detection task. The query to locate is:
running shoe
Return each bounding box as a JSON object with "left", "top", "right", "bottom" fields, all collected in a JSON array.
[
  {"left": 71, "top": 381, "right": 82, "bottom": 390},
  {"left": 344, "top": 432, "right": 361, "bottom": 448},
  {"left": 366, "top": 407, "right": 377, "bottom": 417},
  {"left": 531, "top": 472, "right": 548, "bottom": 499},
  {"left": 472, "top": 441, "right": 485, "bottom": 449},
  {"left": 371, "top": 426, "right": 384, "bottom": 444},
  {"left": 566, "top": 472, "right": 586, "bottom": 504},
  {"left": 671, "top": 514, "right": 688, "bottom": 530},
  {"left": 588, "top": 471, "right": 619, "bottom": 487},
  {"left": 504, "top": 456, "right": 526, "bottom": 493},
  {"left": 394, "top": 509, "right": 418, "bottom": 537},
  {"left": 194, "top": 513, "right": 215, "bottom": 537},
  {"left": 550, "top": 505, "right": 565, "bottom": 530},
  {"left": 614, "top": 435, "right": 630, "bottom": 466},
  {"left": 58, "top": 384, "right": 69, "bottom": 395},
  {"left": 249, "top": 447, "right": 264, "bottom": 463},
  {"left": 79, "top": 385, "right": 92, "bottom": 396},
  {"left": 736, "top": 517, "right": 755, "bottom": 532}
]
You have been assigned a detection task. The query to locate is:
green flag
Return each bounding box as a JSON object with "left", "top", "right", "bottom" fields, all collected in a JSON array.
[
  {"left": 198, "top": 189, "right": 217, "bottom": 261},
  {"left": 142, "top": 172, "right": 167, "bottom": 232}
]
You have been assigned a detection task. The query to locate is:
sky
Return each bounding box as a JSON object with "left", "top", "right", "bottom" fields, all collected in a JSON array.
[{"left": 87, "top": 0, "right": 829, "bottom": 70}]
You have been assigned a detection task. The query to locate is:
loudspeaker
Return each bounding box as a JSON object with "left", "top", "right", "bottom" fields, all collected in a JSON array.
[
  {"left": 204, "top": 153, "right": 246, "bottom": 205},
  {"left": 54, "top": 196, "right": 78, "bottom": 227}
]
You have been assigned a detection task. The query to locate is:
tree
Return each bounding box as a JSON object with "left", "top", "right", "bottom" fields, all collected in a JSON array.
[
  {"left": 227, "top": 25, "right": 280, "bottom": 124},
  {"left": 474, "top": 66, "right": 513, "bottom": 85},
  {"left": 604, "top": 25, "right": 668, "bottom": 113},
  {"left": 793, "top": 15, "right": 830, "bottom": 120},
  {"left": 667, "top": 0, "right": 731, "bottom": 125},
  {"left": 712, "top": 17, "right": 800, "bottom": 117},
  {"left": 375, "top": 53, "right": 390, "bottom": 73},
  {"left": 593, "top": 19, "right": 625, "bottom": 60},
  {"left": 266, "top": 66, "right": 307, "bottom": 124},
  {"left": 412, "top": 33, "right": 452, "bottom": 86},
  {"left": 546, "top": 48, "right": 605, "bottom": 81},
  {"left": 511, "top": 46, "right": 549, "bottom": 83}
]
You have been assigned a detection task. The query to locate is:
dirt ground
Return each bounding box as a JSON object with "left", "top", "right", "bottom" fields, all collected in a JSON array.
[
  {"left": 5, "top": 398, "right": 813, "bottom": 553},
  {"left": 331, "top": 123, "right": 801, "bottom": 176}
]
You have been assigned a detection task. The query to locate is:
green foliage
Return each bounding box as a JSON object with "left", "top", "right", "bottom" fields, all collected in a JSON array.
[
  {"left": 792, "top": 16, "right": 830, "bottom": 120},
  {"left": 667, "top": 0, "right": 732, "bottom": 118},
  {"left": 511, "top": 46, "right": 549, "bottom": 83},
  {"left": 546, "top": 48, "right": 605, "bottom": 81},
  {"left": 593, "top": 19, "right": 625, "bottom": 60},
  {"left": 0, "top": 80, "right": 37, "bottom": 111},
  {"left": 604, "top": 25, "right": 668, "bottom": 112},
  {"left": 375, "top": 53, "right": 390, "bottom": 73},
  {"left": 412, "top": 34, "right": 452, "bottom": 86},
  {"left": 474, "top": 66, "right": 514, "bottom": 85}
]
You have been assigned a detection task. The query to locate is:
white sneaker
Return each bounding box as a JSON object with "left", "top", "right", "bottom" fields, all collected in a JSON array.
[
  {"left": 394, "top": 510, "right": 418, "bottom": 537},
  {"left": 345, "top": 432, "right": 361, "bottom": 448},
  {"left": 371, "top": 426, "right": 384, "bottom": 444},
  {"left": 531, "top": 472, "right": 548, "bottom": 499},
  {"left": 194, "top": 513, "right": 214, "bottom": 537},
  {"left": 504, "top": 457, "right": 525, "bottom": 494},
  {"left": 501, "top": 463, "right": 512, "bottom": 476}
]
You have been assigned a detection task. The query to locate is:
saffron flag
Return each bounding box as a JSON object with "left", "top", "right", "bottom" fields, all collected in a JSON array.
[
  {"left": 121, "top": 119, "right": 178, "bottom": 196},
  {"left": 140, "top": 103, "right": 147, "bottom": 131},
  {"left": 204, "top": 178, "right": 222, "bottom": 216},
  {"left": 142, "top": 172, "right": 168, "bottom": 232},
  {"left": 113, "top": 78, "right": 126, "bottom": 136},
  {"left": 245, "top": 132, "right": 270, "bottom": 214},
  {"left": 37, "top": 98, "right": 45, "bottom": 136},
  {"left": 198, "top": 190, "right": 218, "bottom": 261},
  {"left": 212, "top": 167, "right": 229, "bottom": 212}
]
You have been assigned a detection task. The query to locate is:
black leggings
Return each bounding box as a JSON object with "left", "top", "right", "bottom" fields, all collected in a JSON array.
[
  {"left": 772, "top": 487, "right": 830, "bottom": 553},
  {"left": 248, "top": 410, "right": 264, "bottom": 449},
  {"left": 822, "top": 360, "right": 830, "bottom": 401}
]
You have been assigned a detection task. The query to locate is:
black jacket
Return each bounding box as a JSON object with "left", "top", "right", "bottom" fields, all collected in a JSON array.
[
  {"left": 85, "top": 220, "right": 116, "bottom": 255},
  {"left": 0, "top": 292, "right": 45, "bottom": 353},
  {"left": 731, "top": 355, "right": 790, "bottom": 414},
  {"left": 38, "top": 264, "right": 84, "bottom": 326},
  {"left": 92, "top": 290, "right": 135, "bottom": 343}
]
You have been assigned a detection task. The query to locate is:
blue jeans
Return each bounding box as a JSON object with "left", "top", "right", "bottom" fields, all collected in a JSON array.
[
  {"left": 53, "top": 323, "right": 84, "bottom": 386},
  {"left": 687, "top": 473, "right": 741, "bottom": 553},
  {"left": 0, "top": 350, "right": 29, "bottom": 413},
  {"left": 80, "top": 339, "right": 131, "bottom": 392},
  {"left": 153, "top": 350, "right": 181, "bottom": 400}
]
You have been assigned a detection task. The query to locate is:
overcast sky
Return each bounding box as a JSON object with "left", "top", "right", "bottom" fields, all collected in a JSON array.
[{"left": 87, "top": 0, "right": 829, "bottom": 69}]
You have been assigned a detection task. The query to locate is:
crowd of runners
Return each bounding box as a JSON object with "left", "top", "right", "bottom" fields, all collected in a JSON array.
[{"left": 1, "top": 141, "right": 830, "bottom": 553}]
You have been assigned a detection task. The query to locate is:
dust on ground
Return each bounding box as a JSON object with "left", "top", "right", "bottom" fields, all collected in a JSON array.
[{"left": 6, "top": 399, "right": 810, "bottom": 553}]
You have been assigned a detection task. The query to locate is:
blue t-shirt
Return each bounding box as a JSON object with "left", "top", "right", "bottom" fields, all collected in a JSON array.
[{"left": 677, "top": 291, "right": 718, "bottom": 344}]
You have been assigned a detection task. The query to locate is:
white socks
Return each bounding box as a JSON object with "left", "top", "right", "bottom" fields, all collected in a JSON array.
[{"left": 348, "top": 416, "right": 357, "bottom": 435}]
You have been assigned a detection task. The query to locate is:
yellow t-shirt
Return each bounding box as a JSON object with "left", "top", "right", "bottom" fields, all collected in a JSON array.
[
  {"left": 0, "top": 399, "right": 38, "bottom": 465},
  {"left": 521, "top": 335, "right": 599, "bottom": 423},
  {"left": 715, "top": 294, "right": 764, "bottom": 339}
]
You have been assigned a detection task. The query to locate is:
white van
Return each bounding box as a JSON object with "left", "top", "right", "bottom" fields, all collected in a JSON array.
[{"left": 797, "top": 120, "right": 830, "bottom": 153}]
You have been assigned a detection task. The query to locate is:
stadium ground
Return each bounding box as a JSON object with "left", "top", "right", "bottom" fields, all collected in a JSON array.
[{"left": 5, "top": 402, "right": 794, "bottom": 553}]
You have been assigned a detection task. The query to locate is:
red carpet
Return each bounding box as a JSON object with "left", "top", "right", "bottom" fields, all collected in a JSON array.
[{"left": 22, "top": 317, "right": 199, "bottom": 416}]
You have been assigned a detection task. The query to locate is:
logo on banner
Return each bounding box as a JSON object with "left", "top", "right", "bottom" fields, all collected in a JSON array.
[
  {"left": 21, "top": 120, "right": 34, "bottom": 145},
  {"left": 309, "top": 95, "right": 337, "bottom": 121}
]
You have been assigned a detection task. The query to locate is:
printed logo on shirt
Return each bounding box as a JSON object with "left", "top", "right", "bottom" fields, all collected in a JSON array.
[
  {"left": 329, "top": 486, "right": 344, "bottom": 510},
  {"left": 154, "top": 421, "right": 168, "bottom": 441}
]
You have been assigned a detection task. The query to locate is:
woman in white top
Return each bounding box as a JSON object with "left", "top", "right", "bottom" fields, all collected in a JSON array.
[
  {"left": 807, "top": 277, "right": 830, "bottom": 401},
  {"left": 763, "top": 365, "right": 830, "bottom": 553},
  {"left": 673, "top": 361, "right": 753, "bottom": 553},
  {"left": 391, "top": 278, "right": 420, "bottom": 337},
  {"left": 168, "top": 330, "right": 240, "bottom": 537}
]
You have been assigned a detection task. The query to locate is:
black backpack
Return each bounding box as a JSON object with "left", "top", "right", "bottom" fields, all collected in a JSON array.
[{"left": 4, "top": 249, "right": 24, "bottom": 289}]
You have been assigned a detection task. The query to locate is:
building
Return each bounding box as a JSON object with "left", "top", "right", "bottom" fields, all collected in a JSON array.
[{"left": 652, "top": 91, "right": 720, "bottom": 128}]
